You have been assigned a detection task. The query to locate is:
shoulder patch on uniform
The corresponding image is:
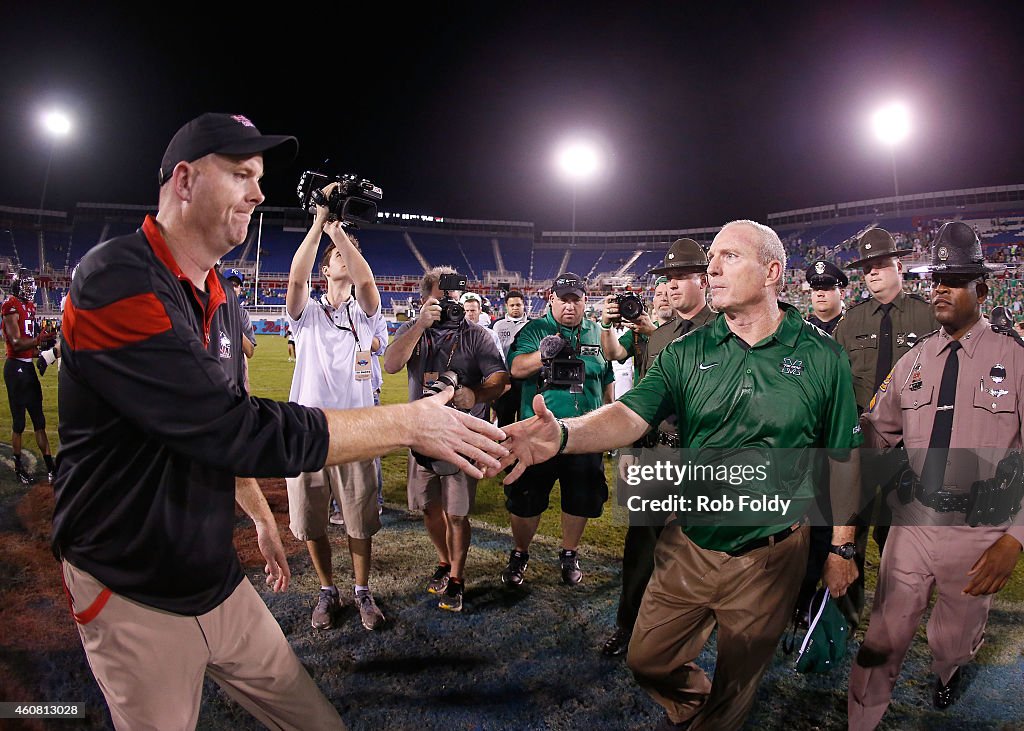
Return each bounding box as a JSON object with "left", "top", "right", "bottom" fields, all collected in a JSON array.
[
  {"left": 877, "top": 370, "right": 893, "bottom": 393},
  {"left": 910, "top": 329, "right": 940, "bottom": 348}
]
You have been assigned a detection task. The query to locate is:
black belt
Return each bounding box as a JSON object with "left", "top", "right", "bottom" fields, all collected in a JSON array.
[
  {"left": 905, "top": 476, "right": 970, "bottom": 513},
  {"left": 725, "top": 524, "right": 801, "bottom": 557},
  {"left": 918, "top": 488, "right": 970, "bottom": 514}
]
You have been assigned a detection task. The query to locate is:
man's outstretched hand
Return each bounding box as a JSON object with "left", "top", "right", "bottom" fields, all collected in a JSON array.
[
  {"left": 492, "top": 394, "right": 562, "bottom": 483},
  {"left": 408, "top": 386, "right": 507, "bottom": 479}
]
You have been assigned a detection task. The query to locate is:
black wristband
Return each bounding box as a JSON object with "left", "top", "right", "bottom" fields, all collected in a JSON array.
[{"left": 556, "top": 418, "right": 569, "bottom": 454}]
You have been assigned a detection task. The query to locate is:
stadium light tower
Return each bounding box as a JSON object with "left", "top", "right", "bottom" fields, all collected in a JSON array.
[
  {"left": 555, "top": 139, "right": 602, "bottom": 245},
  {"left": 35, "top": 109, "right": 72, "bottom": 272},
  {"left": 871, "top": 102, "right": 910, "bottom": 213},
  {"left": 37, "top": 109, "right": 72, "bottom": 221}
]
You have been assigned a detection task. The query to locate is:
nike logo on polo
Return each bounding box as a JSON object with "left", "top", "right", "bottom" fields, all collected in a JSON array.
[{"left": 698, "top": 363, "right": 719, "bottom": 371}]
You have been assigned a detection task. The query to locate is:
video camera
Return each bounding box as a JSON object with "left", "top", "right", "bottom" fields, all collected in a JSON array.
[
  {"left": 539, "top": 333, "right": 585, "bottom": 394},
  {"left": 412, "top": 370, "right": 462, "bottom": 476},
  {"left": 297, "top": 171, "right": 382, "bottom": 226},
  {"left": 436, "top": 273, "right": 468, "bottom": 329},
  {"left": 611, "top": 291, "right": 645, "bottom": 323}
]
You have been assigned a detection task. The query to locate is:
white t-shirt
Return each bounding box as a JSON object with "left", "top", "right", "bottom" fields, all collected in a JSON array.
[{"left": 288, "top": 296, "right": 383, "bottom": 410}]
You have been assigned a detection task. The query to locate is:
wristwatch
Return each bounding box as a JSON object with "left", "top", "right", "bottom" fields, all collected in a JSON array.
[{"left": 828, "top": 542, "right": 856, "bottom": 560}]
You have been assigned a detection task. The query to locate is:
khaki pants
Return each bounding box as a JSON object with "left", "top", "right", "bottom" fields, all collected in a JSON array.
[
  {"left": 627, "top": 525, "right": 809, "bottom": 731},
  {"left": 848, "top": 525, "right": 997, "bottom": 730},
  {"left": 62, "top": 560, "right": 345, "bottom": 731}
]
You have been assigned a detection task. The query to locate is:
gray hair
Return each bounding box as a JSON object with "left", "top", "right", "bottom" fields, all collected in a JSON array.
[
  {"left": 420, "top": 265, "right": 457, "bottom": 300},
  {"left": 722, "top": 219, "right": 787, "bottom": 291}
]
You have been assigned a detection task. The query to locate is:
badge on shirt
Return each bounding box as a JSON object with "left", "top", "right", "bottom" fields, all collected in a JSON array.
[
  {"left": 355, "top": 350, "right": 372, "bottom": 381},
  {"left": 982, "top": 364, "right": 1009, "bottom": 398},
  {"left": 580, "top": 344, "right": 601, "bottom": 357}
]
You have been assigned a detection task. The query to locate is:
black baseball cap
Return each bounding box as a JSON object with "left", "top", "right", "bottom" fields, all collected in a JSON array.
[
  {"left": 159, "top": 113, "right": 298, "bottom": 186},
  {"left": 552, "top": 272, "right": 586, "bottom": 299}
]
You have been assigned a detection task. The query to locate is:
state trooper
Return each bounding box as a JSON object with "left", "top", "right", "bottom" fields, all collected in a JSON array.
[
  {"left": 833, "top": 228, "right": 938, "bottom": 625},
  {"left": 849, "top": 221, "right": 1024, "bottom": 728},
  {"left": 805, "top": 259, "right": 848, "bottom": 335}
]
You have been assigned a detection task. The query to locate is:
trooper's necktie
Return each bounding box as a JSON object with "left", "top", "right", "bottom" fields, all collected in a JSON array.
[
  {"left": 919, "top": 340, "right": 962, "bottom": 494},
  {"left": 874, "top": 303, "right": 895, "bottom": 391}
]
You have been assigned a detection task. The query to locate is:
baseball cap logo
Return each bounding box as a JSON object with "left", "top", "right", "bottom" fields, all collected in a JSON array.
[{"left": 231, "top": 114, "right": 256, "bottom": 128}]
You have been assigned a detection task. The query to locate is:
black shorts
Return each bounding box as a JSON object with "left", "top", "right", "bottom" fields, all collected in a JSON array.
[
  {"left": 504, "top": 452, "right": 608, "bottom": 519},
  {"left": 4, "top": 359, "right": 44, "bottom": 433},
  {"left": 494, "top": 380, "right": 523, "bottom": 427}
]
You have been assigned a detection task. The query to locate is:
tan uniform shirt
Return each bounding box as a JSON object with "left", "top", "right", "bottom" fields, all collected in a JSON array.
[
  {"left": 863, "top": 317, "right": 1024, "bottom": 543},
  {"left": 834, "top": 291, "right": 938, "bottom": 411}
]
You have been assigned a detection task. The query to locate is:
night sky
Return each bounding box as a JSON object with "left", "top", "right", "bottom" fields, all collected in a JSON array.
[{"left": 1, "top": 2, "right": 1022, "bottom": 232}]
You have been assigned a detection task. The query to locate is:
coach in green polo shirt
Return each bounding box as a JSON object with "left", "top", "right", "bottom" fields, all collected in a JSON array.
[
  {"left": 501, "top": 272, "right": 614, "bottom": 590},
  {"left": 598, "top": 239, "right": 717, "bottom": 658},
  {"left": 497, "top": 220, "right": 861, "bottom": 731}
]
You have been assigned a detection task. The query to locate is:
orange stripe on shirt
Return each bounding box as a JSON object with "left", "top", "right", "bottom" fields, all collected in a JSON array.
[{"left": 64, "top": 293, "right": 172, "bottom": 351}]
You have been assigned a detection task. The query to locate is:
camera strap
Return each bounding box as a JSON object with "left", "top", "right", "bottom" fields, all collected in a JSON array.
[
  {"left": 416, "top": 325, "right": 461, "bottom": 374},
  {"left": 320, "top": 298, "right": 363, "bottom": 350}
]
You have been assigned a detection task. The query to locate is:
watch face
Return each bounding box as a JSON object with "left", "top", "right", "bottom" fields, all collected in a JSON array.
[{"left": 833, "top": 543, "right": 856, "bottom": 559}]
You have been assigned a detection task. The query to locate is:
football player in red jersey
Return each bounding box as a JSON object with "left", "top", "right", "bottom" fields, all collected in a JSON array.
[{"left": 2, "top": 271, "right": 56, "bottom": 483}]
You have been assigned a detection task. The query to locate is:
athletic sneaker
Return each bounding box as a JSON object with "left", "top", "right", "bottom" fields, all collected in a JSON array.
[
  {"left": 47, "top": 471, "right": 54, "bottom": 484},
  {"left": 500, "top": 549, "right": 529, "bottom": 587},
  {"left": 329, "top": 511, "right": 344, "bottom": 527},
  {"left": 311, "top": 587, "right": 340, "bottom": 630},
  {"left": 15, "top": 466, "right": 31, "bottom": 485},
  {"left": 355, "top": 588, "right": 385, "bottom": 630},
  {"left": 559, "top": 549, "right": 583, "bottom": 586},
  {"left": 438, "top": 579, "right": 464, "bottom": 612},
  {"left": 426, "top": 564, "right": 450, "bottom": 594}
]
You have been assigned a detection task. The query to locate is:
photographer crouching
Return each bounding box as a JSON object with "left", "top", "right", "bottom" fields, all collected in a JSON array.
[
  {"left": 384, "top": 267, "right": 509, "bottom": 612},
  {"left": 501, "top": 272, "right": 614, "bottom": 588}
]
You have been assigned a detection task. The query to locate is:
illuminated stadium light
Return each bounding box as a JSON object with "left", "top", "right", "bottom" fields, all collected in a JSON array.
[
  {"left": 555, "top": 140, "right": 602, "bottom": 182},
  {"left": 871, "top": 102, "right": 909, "bottom": 146},
  {"left": 41, "top": 109, "right": 72, "bottom": 137},
  {"left": 871, "top": 102, "right": 911, "bottom": 212}
]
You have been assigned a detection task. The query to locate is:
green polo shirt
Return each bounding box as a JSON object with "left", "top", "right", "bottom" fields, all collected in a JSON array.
[
  {"left": 619, "top": 302, "right": 862, "bottom": 552},
  {"left": 509, "top": 309, "right": 614, "bottom": 419}
]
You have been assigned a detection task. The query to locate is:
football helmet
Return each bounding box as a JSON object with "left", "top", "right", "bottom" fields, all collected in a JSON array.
[{"left": 11, "top": 270, "right": 37, "bottom": 302}]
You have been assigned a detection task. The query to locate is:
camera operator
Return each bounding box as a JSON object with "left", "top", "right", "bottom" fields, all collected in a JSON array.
[
  {"left": 384, "top": 266, "right": 509, "bottom": 612},
  {"left": 285, "top": 185, "right": 387, "bottom": 632},
  {"left": 501, "top": 272, "right": 614, "bottom": 588},
  {"left": 597, "top": 239, "right": 714, "bottom": 657},
  {"left": 492, "top": 290, "right": 529, "bottom": 426}
]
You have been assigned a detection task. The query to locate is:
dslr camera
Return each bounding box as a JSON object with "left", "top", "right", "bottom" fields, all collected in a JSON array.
[
  {"left": 297, "top": 171, "right": 382, "bottom": 226},
  {"left": 421, "top": 370, "right": 459, "bottom": 399},
  {"left": 436, "top": 273, "right": 468, "bottom": 329},
  {"left": 539, "top": 333, "right": 585, "bottom": 394},
  {"left": 611, "top": 291, "right": 645, "bottom": 323},
  {"left": 412, "top": 370, "right": 462, "bottom": 476}
]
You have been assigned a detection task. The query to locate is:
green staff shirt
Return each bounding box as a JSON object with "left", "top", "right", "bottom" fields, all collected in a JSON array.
[
  {"left": 509, "top": 309, "right": 614, "bottom": 419},
  {"left": 619, "top": 302, "right": 862, "bottom": 552}
]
